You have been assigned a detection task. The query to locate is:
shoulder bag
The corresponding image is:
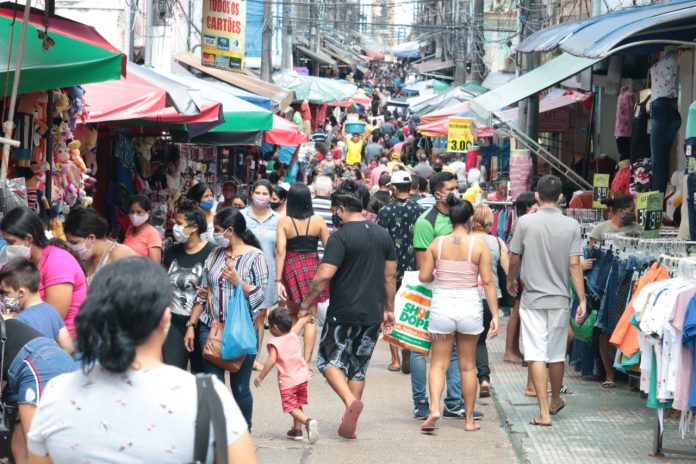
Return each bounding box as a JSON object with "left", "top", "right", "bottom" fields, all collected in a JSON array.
[
  {"left": 189, "top": 374, "right": 228, "bottom": 464},
  {"left": 496, "top": 237, "right": 513, "bottom": 308},
  {"left": 0, "top": 318, "right": 17, "bottom": 460}
]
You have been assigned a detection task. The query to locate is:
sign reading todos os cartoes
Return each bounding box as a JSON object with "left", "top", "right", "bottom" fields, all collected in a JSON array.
[{"left": 202, "top": 0, "right": 246, "bottom": 72}]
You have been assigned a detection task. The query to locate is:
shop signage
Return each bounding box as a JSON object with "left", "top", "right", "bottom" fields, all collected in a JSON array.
[
  {"left": 539, "top": 108, "right": 571, "bottom": 133},
  {"left": 447, "top": 117, "right": 474, "bottom": 153},
  {"left": 592, "top": 174, "right": 609, "bottom": 209},
  {"left": 202, "top": 0, "right": 246, "bottom": 72},
  {"left": 636, "top": 191, "right": 663, "bottom": 239}
]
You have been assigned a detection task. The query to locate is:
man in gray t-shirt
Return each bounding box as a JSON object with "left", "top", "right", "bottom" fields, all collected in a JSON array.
[{"left": 507, "top": 175, "right": 586, "bottom": 427}]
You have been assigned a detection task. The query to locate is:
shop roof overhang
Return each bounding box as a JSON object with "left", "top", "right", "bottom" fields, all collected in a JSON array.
[
  {"left": 415, "top": 59, "right": 454, "bottom": 74},
  {"left": 295, "top": 45, "right": 337, "bottom": 68},
  {"left": 470, "top": 53, "right": 600, "bottom": 120},
  {"left": 517, "top": 0, "right": 696, "bottom": 58},
  {"left": 173, "top": 52, "right": 294, "bottom": 111}
]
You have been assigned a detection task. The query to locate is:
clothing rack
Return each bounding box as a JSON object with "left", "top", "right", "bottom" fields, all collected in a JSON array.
[
  {"left": 651, "top": 253, "right": 696, "bottom": 457},
  {"left": 566, "top": 208, "right": 604, "bottom": 224},
  {"left": 606, "top": 233, "right": 696, "bottom": 257},
  {"left": 483, "top": 200, "right": 513, "bottom": 207}
]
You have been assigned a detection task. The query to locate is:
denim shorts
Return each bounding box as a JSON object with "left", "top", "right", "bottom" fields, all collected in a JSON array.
[{"left": 4, "top": 338, "right": 77, "bottom": 406}]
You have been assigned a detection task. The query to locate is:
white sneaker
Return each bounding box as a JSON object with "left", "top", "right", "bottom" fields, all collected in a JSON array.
[{"left": 306, "top": 418, "right": 319, "bottom": 444}]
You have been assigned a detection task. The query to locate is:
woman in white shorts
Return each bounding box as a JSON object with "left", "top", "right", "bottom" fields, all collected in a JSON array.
[{"left": 418, "top": 195, "right": 499, "bottom": 433}]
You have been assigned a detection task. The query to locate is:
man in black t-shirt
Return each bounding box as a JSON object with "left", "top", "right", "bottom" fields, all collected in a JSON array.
[{"left": 300, "top": 180, "right": 397, "bottom": 440}]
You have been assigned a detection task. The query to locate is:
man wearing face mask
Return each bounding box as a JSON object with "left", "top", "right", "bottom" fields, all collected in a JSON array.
[
  {"left": 588, "top": 194, "right": 642, "bottom": 248},
  {"left": 162, "top": 202, "right": 214, "bottom": 373},
  {"left": 410, "top": 171, "right": 483, "bottom": 421}
]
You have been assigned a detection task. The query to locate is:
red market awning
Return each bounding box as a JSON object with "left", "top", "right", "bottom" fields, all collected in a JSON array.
[
  {"left": 265, "top": 115, "right": 308, "bottom": 146},
  {"left": 330, "top": 92, "right": 372, "bottom": 107},
  {"left": 496, "top": 89, "right": 593, "bottom": 121},
  {"left": 417, "top": 117, "right": 491, "bottom": 138},
  {"left": 0, "top": 2, "right": 126, "bottom": 75},
  {"left": 419, "top": 101, "right": 471, "bottom": 124}
]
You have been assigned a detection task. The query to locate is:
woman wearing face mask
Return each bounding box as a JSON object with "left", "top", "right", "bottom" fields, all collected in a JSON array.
[
  {"left": 123, "top": 194, "right": 162, "bottom": 263},
  {"left": 320, "top": 151, "right": 336, "bottom": 178},
  {"left": 64, "top": 208, "right": 136, "bottom": 282},
  {"left": 588, "top": 194, "right": 641, "bottom": 248},
  {"left": 186, "top": 183, "right": 217, "bottom": 243},
  {"left": 184, "top": 208, "right": 269, "bottom": 429},
  {"left": 162, "top": 201, "right": 215, "bottom": 373},
  {"left": 217, "top": 181, "right": 239, "bottom": 212},
  {"left": 0, "top": 207, "right": 87, "bottom": 340},
  {"left": 270, "top": 185, "right": 289, "bottom": 217},
  {"left": 241, "top": 180, "right": 280, "bottom": 370}
]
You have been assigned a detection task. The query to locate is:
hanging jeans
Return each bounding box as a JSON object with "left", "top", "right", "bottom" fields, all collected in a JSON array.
[
  {"left": 650, "top": 97, "right": 682, "bottom": 193},
  {"left": 585, "top": 248, "right": 613, "bottom": 301}
]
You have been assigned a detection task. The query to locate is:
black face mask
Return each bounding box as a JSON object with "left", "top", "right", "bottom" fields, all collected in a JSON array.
[
  {"left": 270, "top": 202, "right": 281, "bottom": 210},
  {"left": 332, "top": 213, "right": 344, "bottom": 229}
]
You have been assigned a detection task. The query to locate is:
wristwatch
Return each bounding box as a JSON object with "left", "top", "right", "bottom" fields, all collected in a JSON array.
[{"left": 186, "top": 320, "right": 197, "bottom": 328}]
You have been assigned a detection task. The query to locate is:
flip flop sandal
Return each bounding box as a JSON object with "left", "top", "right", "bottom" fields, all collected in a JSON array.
[
  {"left": 387, "top": 364, "right": 401, "bottom": 372},
  {"left": 549, "top": 398, "right": 567, "bottom": 416},
  {"left": 420, "top": 416, "right": 439, "bottom": 433},
  {"left": 338, "top": 400, "right": 364, "bottom": 439},
  {"left": 529, "top": 419, "right": 552, "bottom": 427},
  {"left": 601, "top": 381, "right": 616, "bottom": 389}
]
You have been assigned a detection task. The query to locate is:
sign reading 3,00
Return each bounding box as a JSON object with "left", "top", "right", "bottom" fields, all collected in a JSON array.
[{"left": 447, "top": 117, "right": 474, "bottom": 153}]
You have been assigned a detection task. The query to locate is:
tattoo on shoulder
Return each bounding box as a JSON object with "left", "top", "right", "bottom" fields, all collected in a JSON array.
[{"left": 452, "top": 236, "right": 463, "bottom": 245}]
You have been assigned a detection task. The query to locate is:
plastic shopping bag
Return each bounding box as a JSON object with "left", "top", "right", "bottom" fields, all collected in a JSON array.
[
  {"left": 383, "top": 271, "right": 433, "bottom": 355},
  {"left": 221, "top": 285, "right": 258, "bottom": 360}
]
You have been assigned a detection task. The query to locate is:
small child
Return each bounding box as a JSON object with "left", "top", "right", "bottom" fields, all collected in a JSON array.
[
  {"left": 0, "top": 258, "right": 74, "bottom": 353},
  {"left": 254, "top": 308, "right": 318, "bottom": 443}
]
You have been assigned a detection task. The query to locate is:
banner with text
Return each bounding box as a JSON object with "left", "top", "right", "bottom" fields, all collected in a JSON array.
[
  {"left": 447, "top": 117, "right": 474, "bottom": 153},
  {"left": 202, "top": 0, "right": 246, "bottom": 72}
]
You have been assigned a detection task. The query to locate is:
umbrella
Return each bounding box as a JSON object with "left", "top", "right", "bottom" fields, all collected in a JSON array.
[
  {"left": 329, "top": 92, "right": 372, "bottom": 108},
  {"left": 273, "top": 72, "right": 356, "bottom": 104},
  {"left": 0, "top": 3, "right": 124, "bottom": 95},
  {"left": 265, "top": 116, "right": 308, "bottom": 146}
]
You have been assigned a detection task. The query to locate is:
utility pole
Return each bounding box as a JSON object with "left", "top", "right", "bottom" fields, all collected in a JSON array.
[
  {"left": 144, "top": 0, "right": 154, "bottom": 65},
  {"left": 281, "top": 0, "right": 293, "bottom": 71},
  {"left": 517, "top": 0, "right": 541, "bottom": 144},
  {"left": 260, "top": 0, "right": 273, "bottom": 81},
  {"left": 470, "top": 0, "right": 485, "bottom": 84},
  {"left": 453, "top": 0, "right": 469, "bottom": 85},
  {"left": 125, "top": 0, "right": 135, "bottom": 60}
]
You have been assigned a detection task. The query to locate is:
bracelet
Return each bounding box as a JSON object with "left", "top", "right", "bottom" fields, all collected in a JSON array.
[
  {"left": 186, "top": 320, "right": 197, "bottom": 328},
  {"left": 275, "top": 279, "right": 282, "bottom": 283}
]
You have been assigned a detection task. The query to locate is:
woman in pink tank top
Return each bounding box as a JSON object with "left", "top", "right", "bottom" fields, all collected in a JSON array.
[{"left": 418, "top": 195, "right": 499, "bottom": 433}]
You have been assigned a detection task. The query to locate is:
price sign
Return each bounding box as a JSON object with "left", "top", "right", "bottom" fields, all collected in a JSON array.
[
  {"left": 636, "top": 191, "right": 663, "bottom": 239},
  {"left": 592, "top": 174, "right": 610, "bottom": 209},
  {"left": 447, "top": 117, "right": 475, "bottom": 153}
]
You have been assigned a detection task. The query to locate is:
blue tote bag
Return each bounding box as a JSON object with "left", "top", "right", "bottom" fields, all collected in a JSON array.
[{"left": 221, "top": 284, "right": 258, "bottom": 360}]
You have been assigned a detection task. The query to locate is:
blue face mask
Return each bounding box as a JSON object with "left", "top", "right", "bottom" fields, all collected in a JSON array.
[{"left": 199, "top": 200, "right": 215, "bottom": 211}]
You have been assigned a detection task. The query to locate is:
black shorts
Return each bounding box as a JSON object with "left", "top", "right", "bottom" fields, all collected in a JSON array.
[{"left": 317, "top": 323, "right": 380, "bottom": 381}]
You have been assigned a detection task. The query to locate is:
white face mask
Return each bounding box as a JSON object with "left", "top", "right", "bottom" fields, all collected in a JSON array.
[
  {"left": 212, "top": 232, "right": 229, "bottom": 248},
  {"left": 129, "top": 213, "right": 149, "bottom": 227},
  {"left": 172, "top": 224, "right": 190, "bottom": 243},
  {"left": 70, "top": 239, "right": 94, "bottom": 261},
  {"left": 3, "top": 244, "right": 31, "bottom": 261}
]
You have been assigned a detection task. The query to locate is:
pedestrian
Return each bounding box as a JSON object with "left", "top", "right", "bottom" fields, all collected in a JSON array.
[
  {"left": 276, "top": 183, "right": 330, "bottom": 366},
  {"left": 371, "top": 172, "right": 392, "bottom": 205},
  {"left": 365, "top": 133, "right": 385, "bottom": 162},
  {"left": 369, "top": 156, "right": 390, "bottom": 189},
  {"left": 345, "top": 132, "right": 365, "bottom": 167},
  {"left": 217, "top": 180, "right": 239, "bottom": 212},
  {"left": 0, "top": 258, "right": 73, "bottom": 353},
  {"left": 413, "top": 149, "right": 434, "bottom": 179},
  {"left": 271, "top": 184, "right": 289, "bottom": 216},
  {"left": 63, "top": 208, "right": 136, "bottom": 282},
  {"left": 299, "top": 179, "right": 397, "bottom": 439},
  {"left": 162, "top": 201, "right": 215, "bottom": 373},
  {"left": 312, "top": 176, "right": 334, "bottom": 259},
  {"left": 242, "top": 180, "right": 280, "bottom": 371},
  {"left": 507, "top": 175, "right": 587, "bottom": 427},
  {"left": 411, "top": 172, "right": 480, "bottom": 421},
  {"left": 233, "top": 194, "right": 249, "bottom": 209},
  {"left": 377, "top": 171, "right": 425, "bottom": 373},
  {"left": 185, "top": 208, "right": 270, "bottom": 429},
  {"left": 254, "top": 308, "right": 319, "bottom": 443},
  {"left": 186, "top": 182, "right": 217, "bottom": 243},
  {"left": 28, "top": 257, "right": 257, "bottom": 463},
  {"left": 470, "top": 204, "right": 509, "bottom": 398},
  {"left": 123, "top": 194, "right": 163, "bottom": 262},
  {"left": 0, "top": 207, "right": 87, "bottom": 340},
  {"left": 418, "top": 195, "right": 499, "bottom": 432}
]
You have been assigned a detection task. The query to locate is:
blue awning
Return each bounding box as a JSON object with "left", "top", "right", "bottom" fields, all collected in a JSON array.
[{"left": 518, "top": 0, "right": 696, "bottom": 58}]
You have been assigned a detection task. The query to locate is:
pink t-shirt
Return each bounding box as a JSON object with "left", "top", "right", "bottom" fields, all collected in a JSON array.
[
  {"left": 124, "top": 224, "right": 162, "bottom": 257},
  {"left": 39, "top": 245, "right": 88, "bottom": 339},
  {"left": 267, "top": 332, "right": 310, "bottom": 390},
  {"left": 369, "top": 164, "right": 389, "bottom": 189}
]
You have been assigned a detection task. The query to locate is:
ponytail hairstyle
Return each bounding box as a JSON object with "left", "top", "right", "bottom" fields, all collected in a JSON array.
[
  {"left": 330, "top": 179, "right": 363, "bottom": 213},
  {"left": 76, "top": 257, "right": 172, "bottom": 373},
  {"left": 214, "top": 208, "right": 261, "bottom": 249},
  {"left": 64, "top": 208, "right": 110, "bottom": 239},
  {"left": 446, "top": 193, "right": 474, "bottom": 226}
]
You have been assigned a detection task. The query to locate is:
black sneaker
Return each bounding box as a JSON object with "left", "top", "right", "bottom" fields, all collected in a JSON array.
[
  {"left": 286, "top": 429, "right": 303, "bottom": 440},
  {"left": 443, "top": 403, "right": 484, "bottom": 420},
  {"left": 401, "top": 348, "right": 411, "bottom": 374},
  {"left": 412, "top": 400, "right": 429, "bottom": 420}
]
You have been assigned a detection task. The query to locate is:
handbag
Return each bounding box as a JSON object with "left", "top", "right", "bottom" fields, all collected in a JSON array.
[
  {"left": 189, "top": 374, "right": 228, "bottom": 464},
  {"left": 201, "top": 250, "right": 246, "bottom": 373},
  {"left": 221, "top": 284, "right": 257, "bottom": 361},
  {"left": 571, "top": 309, "right": 599, "bottom": 343},
  {"left": 0, "top": 318, "right": 17, "bottom": 460},
  {"left": 496, "top": 237, "right": 513, "bottom": 307}
]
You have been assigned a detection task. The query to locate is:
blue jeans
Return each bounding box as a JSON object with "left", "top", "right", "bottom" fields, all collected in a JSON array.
[
  {"left": 650, "top": 97, "right": 681, "bottom": 192},
  {"left": 596, "top": 256, "right": 626, "bottom": 333},
  {"left": 687, "top": 172, "right": 696, "bottom": 241},
  {"left": 585, "top": 248, "right": 613, "bottom": 301},
  {"left": 411, "top": 343, "right": 461, "bottom": 408},
  {"left": 199, "top": 323, "right": 255, "bottom": 430}
]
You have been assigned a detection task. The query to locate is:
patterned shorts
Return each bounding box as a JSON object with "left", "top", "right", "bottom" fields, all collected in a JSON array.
[
  {"left": 280, "top": 381, "right": 308, "bottom": 413},
  {"left": 317, "top": 324, "right": 380, "bottom": 381}
]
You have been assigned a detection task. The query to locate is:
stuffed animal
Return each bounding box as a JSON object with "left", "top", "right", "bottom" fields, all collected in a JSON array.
[
  {"left": 53, "top": 90, "right": 70, "bottom": 119},
  {"left": 73, "top": 125, "right": 98, "bottom": 175},
  {"left": 68, "top": 140, "right": 87, "bottom": 173}
]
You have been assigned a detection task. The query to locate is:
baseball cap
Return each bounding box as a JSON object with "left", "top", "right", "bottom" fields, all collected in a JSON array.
[{"left": 390, "top": 171, "right": 411, "bottom": 185}]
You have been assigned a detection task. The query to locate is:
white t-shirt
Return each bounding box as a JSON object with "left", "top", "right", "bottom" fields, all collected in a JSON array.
[{"left": 28, "top": 364, "right": 247, "bottom": 464}]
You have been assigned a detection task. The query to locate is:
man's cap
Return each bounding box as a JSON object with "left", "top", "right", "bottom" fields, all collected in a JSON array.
[{"left": 390, "top": 171, "right": 411, "bottom": 185}]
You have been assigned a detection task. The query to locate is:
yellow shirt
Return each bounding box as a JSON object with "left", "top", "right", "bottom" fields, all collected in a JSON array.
[
  {"left": 463, "top": 185, "right": 483, "bottom": 205},
  {"left": 346, "top": 140, "right": 363, "bottom": 166}
]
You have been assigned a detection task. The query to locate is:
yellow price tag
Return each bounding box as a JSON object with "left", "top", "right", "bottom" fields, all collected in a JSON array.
[
  {"left": 592, "top": 174, "right": 610, "bottom": 209},
  {"left": 447, "top": 117, "right": 474, "bottom": 153}
]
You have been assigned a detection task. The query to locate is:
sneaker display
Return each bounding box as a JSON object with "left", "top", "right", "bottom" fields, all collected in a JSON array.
[
  {"left": 306, "top": 418, "right": 319, "bottom": 444},
  {"left": 443, "top": 403, "right": 484, "bottom": 420},
  {"left": 286, "top": 429, "right": 303, "bottom": 440},
  {"left": 412, "top": 400, "right": 429, "bottom": 420}
]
